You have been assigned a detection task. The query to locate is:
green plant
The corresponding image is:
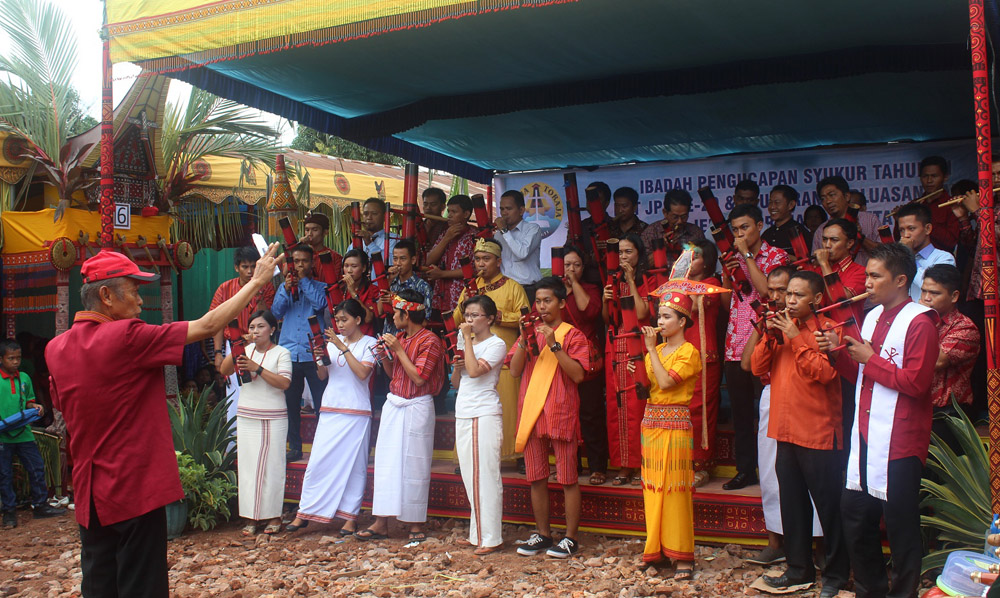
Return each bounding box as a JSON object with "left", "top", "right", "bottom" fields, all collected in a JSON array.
[
  {"left": 169, "top": 386, "right": 237, "bottom": 486},
  {"left": 176, "top": 452, "right": 236, "bottom": 531},
  {"left": 920, "top": 398, "right": 991, "bottom": 573}
]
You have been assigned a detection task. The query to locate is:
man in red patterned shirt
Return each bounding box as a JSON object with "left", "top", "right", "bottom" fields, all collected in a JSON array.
[
  {"left": 359, "top": 288, "right": 445, "bottom": 544},
  {"left": 509, "top": 277, "right": 590, "bottom": 559},
  {"left": 425, "top": 195, "right": 477, "bottom": 312},
  {"left": 920, "top": 264, "right": 979, "bottom": 419}
]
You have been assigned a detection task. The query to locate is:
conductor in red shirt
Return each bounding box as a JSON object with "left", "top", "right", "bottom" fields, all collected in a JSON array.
[{"left": 46, "top": 244, "right": 280, "bottom": 598}]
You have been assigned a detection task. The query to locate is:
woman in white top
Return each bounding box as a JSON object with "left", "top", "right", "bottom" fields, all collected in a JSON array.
[
  {"left": 287, "top": 299, "right": 376, "bottom": 534},
  {"left": 219, "top": 310, "right": 292, "bottom": 536},
  {"left": 451, "top": 295, "right": 508, "bottom": 554}
]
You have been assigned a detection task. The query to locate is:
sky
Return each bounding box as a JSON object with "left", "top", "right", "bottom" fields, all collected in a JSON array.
[{"left": 6, "top": 0, "right": 294, "bottom": 141}]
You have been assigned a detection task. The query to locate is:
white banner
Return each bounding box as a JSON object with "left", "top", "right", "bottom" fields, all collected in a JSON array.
[{"left": 495, "top": 139, "right": 977, "bottom": 267}]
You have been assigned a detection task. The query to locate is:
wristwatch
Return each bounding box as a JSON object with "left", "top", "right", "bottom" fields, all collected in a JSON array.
[
  {"left": 256, "top": 365, "right": 264, "bottom": 376},
  {"left": 549, "top": 342, "right": 563, "bottom": 353},
  {"left": 744, "top": 251, "right": 753, "bottom": 260}
]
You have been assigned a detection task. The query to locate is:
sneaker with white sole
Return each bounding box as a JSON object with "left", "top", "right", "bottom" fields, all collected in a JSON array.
[
  {"left": 546, "top": 537, "right": 580, "bottom": 558},
  {"left": 516, "top": 533, "right": 553, "bottom": 556}
]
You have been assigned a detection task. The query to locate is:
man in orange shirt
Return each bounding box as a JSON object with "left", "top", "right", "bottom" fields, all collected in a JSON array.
[{"left": 751, "top": 270, "right": 849, "bottom": 598}]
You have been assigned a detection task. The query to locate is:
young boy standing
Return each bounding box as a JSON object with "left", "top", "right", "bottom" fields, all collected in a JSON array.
[
  {"left": 510, "top": 276, "right": 589, "bottom": 558},
  {"left": 0, "top": 339, "right": 64, "bottom": 527}
]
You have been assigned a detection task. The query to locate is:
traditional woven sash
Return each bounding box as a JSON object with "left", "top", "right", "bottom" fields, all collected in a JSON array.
[
  {"left": 846, "top": 302, "right": 931, "bottom": 500},
  {"left": 514, "top": 322, "right": 571, "bottom": 452}
]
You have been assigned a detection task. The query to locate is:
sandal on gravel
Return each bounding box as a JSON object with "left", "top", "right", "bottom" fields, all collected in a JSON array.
[
  {"left": 631, "top": 474, "right": 643, "bottom": 487},
  {"left": 407, "top": 532, "right": 427, "bottom": 543},
  {"left": 354, "top": 529, "right": 388, "bottom": 541},
  {"left": 611, "top": 475, "right": 629, "bottom": 486},
  {"left": 241, "top": 524, "right": 257, "bottom": 537},
  {"left": 474, "top": 543, "right": 503, "bottom": 555},
  {"left": 263, "top": 523, "right": 281, "bottom": 534},
  {"left": 589, "top": 471, "right": 607, "bottom": 485},
  {"left": 338, "top": 527, "right": 355, "bottom": 537},
  {"left": 674, "top": 567, "right": 694, "bottom": 581}
]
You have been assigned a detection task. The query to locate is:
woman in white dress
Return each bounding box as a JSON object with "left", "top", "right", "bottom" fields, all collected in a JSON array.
[
  {"left": 287, "top": 299, "right": 376, "bottom": 534},
  {"left": 219, "top": 310, "right": 292, "bottom": 536},
  {"left": 451, "top": 295, "right": 508, "bottom": 554}
]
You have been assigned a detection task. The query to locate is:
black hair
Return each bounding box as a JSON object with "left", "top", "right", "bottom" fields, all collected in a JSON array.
[
  {"left": 234, "top": 246, "right": 259, "bottom": 266},
  {"left": 869, "top": 243, "right": 917, "bottom": 287},
  {"left": 691, "top": 239, "right": 719, "bottom": 277},
  {"left": 248, "top": 309, "right": 279, "bottom": 334},
  {"left": 533, "top": 276, "right": 567, "bottom": 301},
  {"left": 951, "top": 179, "right": 979, "bottom": 196},
  {"left": 0, "top": 339, "right": 20, "bottom": 358},
  {"left": 789, "top": 270, "right": 825, "bottom": 296},
  {"left": 561, "top": 244, "right": 585, "bottom": 262},
  {"left": 500, "top": 189, "right": 526, "bottom": 208},
  {"left": 363, "top": 197, "right": 387, "bottom": 214},
  {"left": 588, "top": 181, "right": 612, "bottom": 205},
  {"left": 447, "top": 194, "right": 474, "bottom": 214},
  {"left": 462, "top": 294, "right": 498, "bottom": 326},
  {"left": 343, "top": 248, "right": 371, "bottom": 277},
  {"left": 735, "top": 178, "right": 760, "bottom": 195},
  {"left": 334, "top": 298, "right": 366, "bottom": 321},
  {"left": 475, "top": 238, "right": 503, "bottom": 255},
  {"left": 394, "top": 239, "right": 417, "bottom": 258},
  {"left": 664, "top": 188, "right": 693, "bottom": 210},
  {"left": 823, "top": 218, "right": 858, "bottom": 243},
  {"left": 850, "top": 189, "right": 867, "bottom": 207},
  {"left": 394, "top": 288, "right": 428, "bottom": 324},
  {"left": 729, "top": 203, "right": 764, "bottom": 224},
  {"left": 768, "top": 265, "right": 797, "bottom": 282},
  {"left": 816, "top": 175, "right": 850, "bottom": 196},
  {"left": 770, "top": 185, "right": 799, "bottom": 204},
  {"left": 919, "top": 155, "right": 950, "bottom": 176},
  {"left": 619, "top": 233, "right": 648, "bottom": 275},
  {"left": 896, "top": 203, "right": 932, "bottom": 226},
  {"left": 923, "top": 264, "right": 962, "bottom": 294},
  {"left": 612, "top": 186, "right": 639, "bottom": 206},
  {"left": 804, "top": 204, "right": 828, "bottom": 225},
  {"left": 421, "top": 187, "right": 447, "bottom": 204},
  {"left": 291, "top": 244, "right": 314, "bottom": 258}
]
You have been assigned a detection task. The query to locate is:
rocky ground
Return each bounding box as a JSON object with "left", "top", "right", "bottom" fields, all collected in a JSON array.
[{"left": 1, "top": 508, "right": 938, "bottom": 598}]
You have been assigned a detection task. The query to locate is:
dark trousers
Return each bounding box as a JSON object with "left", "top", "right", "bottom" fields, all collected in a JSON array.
[
  {"left": 840, "top": 381, "right": 856, "bottom": 468},
  {"left": 724, "top": 361, "right": 762, "bottom": 476},
  {"left": 284, "top": 361, "right": 327, "bottom": 452},
  {"left": 0, "top": 440, "right": 47, "bottom": 511},
  {"left": 775, "top": 442, "right": 850, "bottom": 588},
  {"left": 841, "top": 454, "right": 923, "bottom": 598},
  {"left": 80, "top": 503, "right": 168, "bottom": 598},
  {"left": 578, "top": 376, "right": 608, "bottom": 474}
]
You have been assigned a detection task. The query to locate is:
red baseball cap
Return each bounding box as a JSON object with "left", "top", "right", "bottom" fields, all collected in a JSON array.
[{"left": 81, "top": 249, "right": 160, "bottom": 284}]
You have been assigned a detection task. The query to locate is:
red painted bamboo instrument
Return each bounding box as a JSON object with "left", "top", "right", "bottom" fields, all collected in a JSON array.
[
  {"left": 647, "top": 237, "right": 671, "bottom": 288},
  {"left": 278, "top": 217, "right": 300, "bottom": 301},
  {"left": 228, "top": 320, "right": 252, "bottom": 385},
  {"left": 307, "top": 315, "right": 331, "bottom": 366},
  {"left": 616, "top": 295, "right": 650, "bottom": 395},
  {"left": 698, "top": 187, "right": 730, "bottom": 240},
  {"left": 440, "top": 311, "right": 462, "bottom": 363},
  {"left": 710, "top": 227, "right": 752, "bottom": 299},
  {"left": 520, "top": 307, "right": 541, "bottom": 357},
  {"left": 459, "top": 256, "right": 480, "bottom": 296},
  {"left": 788, "top": 226, "right": 812, "bottom": 266},
  {"left": 349, "top": 202, "right": 363, "bottom": 249},
  {"left": 876, "top": 225, "right": 894, "bottom": 244},
  {"left": 585, "top": 184, "right": 612, "bottom": 275},
  {"left": 564, "top": 173, "right": 583, "bottom": 244},
  {"left": 551, "top": 247, "right": 565, "bottom": 278},
  {"left": 371, "top": 251, "right": 390, "bottom": 295},
  {"left": 605, "top": 239, "right": 622, "bottom": 327},
  {"left": 401, "top": 164, "right": 419, "bottom": 240},
  {"left": 471, "top": 194, "right": 494, "bottom": 239}
]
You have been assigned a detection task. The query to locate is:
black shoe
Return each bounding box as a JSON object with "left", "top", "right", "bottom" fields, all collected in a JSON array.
[
  {"left": 516, "top": 533, "right": 553, "bottom": 556},
  {"left": 286, "top": 520, "right": 309, "bottom": 532},
  {"left": 32, "top": 504, "right": 65, "bottom": 518},
  {"left": 2, "top": 511, "right": 15, "bottom": 528},
  {"left": 819, "top": 584, "right": 843, "bottom": 598},
  {"left": 762, "top": 573, "right": 813, "bottom": 590},
  {"left": 722, "top": 473, "right": 758, "bottom": 491},
  {"left": 517, "top": 459, "right": 526, "bottom": 475},
  {"left": 454, "top": 466, "right": 462, "bottom": 475},
  {"left": 286, "top": 450, "right": 303, "bottom": 463},
  {"left": 546, "top": 537, "right": 580, "bottom": 558}
]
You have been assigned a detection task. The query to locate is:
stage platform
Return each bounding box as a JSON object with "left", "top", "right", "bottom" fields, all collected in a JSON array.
[{"left": 284, "top": 413, "right": 767, "bottom": 546}]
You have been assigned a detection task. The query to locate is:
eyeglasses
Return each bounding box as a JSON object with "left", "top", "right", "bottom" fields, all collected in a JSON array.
[{"left": 465, "top": 312, "right": 486, "bottom": 319}]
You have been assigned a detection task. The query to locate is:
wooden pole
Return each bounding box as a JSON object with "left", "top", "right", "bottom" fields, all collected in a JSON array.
[
  {"left": 99, "top": 20, "right": 114, "bottom": 248},
  {"left": 969, "top": 0, "right": 1000, "bottom": 513}
]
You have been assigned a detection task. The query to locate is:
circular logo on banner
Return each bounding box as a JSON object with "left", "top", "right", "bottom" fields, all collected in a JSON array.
[
  {"left": 520, "top": 182, "right": 563, "bottom": 239},
  {"left": 334, "top": 174, "right": 351, "bottom": 194}
]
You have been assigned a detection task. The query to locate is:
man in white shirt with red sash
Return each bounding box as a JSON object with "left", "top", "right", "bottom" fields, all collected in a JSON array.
[{"left": 817, "top": 243, "right": 939, "bottom": 598}]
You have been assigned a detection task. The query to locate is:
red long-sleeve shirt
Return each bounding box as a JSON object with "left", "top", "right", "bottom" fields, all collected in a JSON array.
[{"left": 834, "top": 300, "right": 939, "bottom": 463}]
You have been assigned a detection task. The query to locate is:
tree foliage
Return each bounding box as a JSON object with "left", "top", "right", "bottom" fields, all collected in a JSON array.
[{"left": 290, "top": 125, "right": 405, "bottom": 166}]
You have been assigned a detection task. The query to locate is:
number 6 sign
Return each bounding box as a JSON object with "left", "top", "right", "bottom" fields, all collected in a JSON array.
[{"left": 114, "top": 204, "right": 130, "bottom": 230}]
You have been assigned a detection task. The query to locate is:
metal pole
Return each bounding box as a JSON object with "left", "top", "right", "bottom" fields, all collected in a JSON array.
[{"left": 969, "top": 0, "right": 1000, "bottom": 513}]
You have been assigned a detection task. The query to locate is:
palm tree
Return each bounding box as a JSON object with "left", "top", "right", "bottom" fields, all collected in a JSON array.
[{"left": 0, "top": 0, "right": 94, "bottom": 220}]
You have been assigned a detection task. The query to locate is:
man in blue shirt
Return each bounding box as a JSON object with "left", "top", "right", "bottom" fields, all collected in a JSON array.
[
  {"left": 271, "top": 245, "right": 328, "bottom": 462},
  {"left": 361, "top": 198, "right": 397, "bottom": 276},
  {"left": 896, "top": 203, "right": 955, "bottom": 302}
]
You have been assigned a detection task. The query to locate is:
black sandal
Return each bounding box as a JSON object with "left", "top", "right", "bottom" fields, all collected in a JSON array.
[{"left": 355, "top": 529, "right": 388, "bottom": 541}]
